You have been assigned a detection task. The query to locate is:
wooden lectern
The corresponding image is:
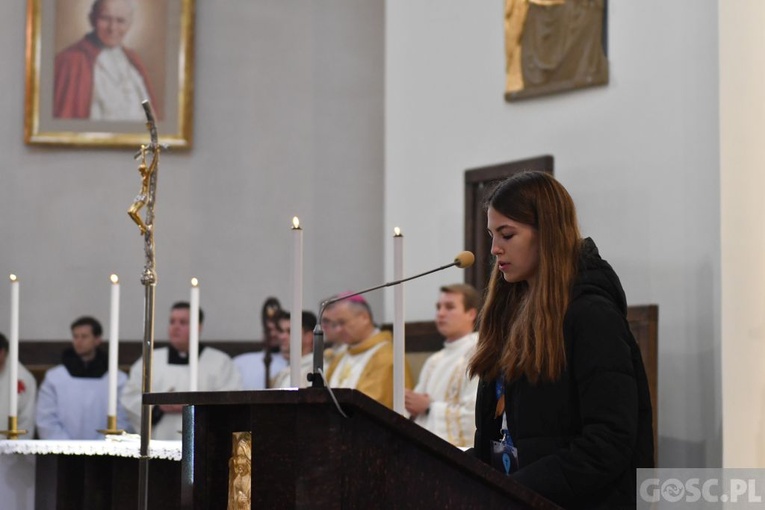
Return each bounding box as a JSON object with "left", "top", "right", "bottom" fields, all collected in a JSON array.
[{"left": 145, "top": 389, "right": 561, "bottom": 509}]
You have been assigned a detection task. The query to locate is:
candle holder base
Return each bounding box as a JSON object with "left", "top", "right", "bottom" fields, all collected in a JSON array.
[
  {"left": 0, "top": 417, "right": 26, "bottom": 439},
  {"left": 0, "top": 428, "right": 27, "bottom": 440},
  {"left": 97, "top": 416, "right": 125, "bottom": 436},
  {"left": 97, "top": 428, "right": 126, "bottom": 436}
]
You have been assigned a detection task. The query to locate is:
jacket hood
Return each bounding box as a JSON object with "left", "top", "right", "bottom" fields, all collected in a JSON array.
[{"left": 570, "top": 237, "right": 628, "bottom": 314}]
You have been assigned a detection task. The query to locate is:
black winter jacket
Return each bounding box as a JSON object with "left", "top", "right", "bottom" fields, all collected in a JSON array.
[{"left": 473, "top": 238, "right": 654, "bottom": 509}]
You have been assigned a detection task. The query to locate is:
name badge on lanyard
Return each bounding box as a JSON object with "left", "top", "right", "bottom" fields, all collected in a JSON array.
[{"left": 490, "top": 376, "right": 518, "bottom": 475}]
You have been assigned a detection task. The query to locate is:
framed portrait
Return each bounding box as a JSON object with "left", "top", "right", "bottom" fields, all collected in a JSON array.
[
  {"left": 24, "top": 0, "right": 195, "bottom": 149},
  {"left": 504, "top": 0, "right": 608, "bottom": 101}
]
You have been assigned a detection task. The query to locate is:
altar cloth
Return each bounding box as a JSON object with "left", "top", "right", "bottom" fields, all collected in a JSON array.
[{"left": 0, "top": 438, "right": 182, "bottom": 461}]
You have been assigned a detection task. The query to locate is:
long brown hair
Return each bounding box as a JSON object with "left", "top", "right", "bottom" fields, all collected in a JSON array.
[{"left": 468, "top": 172, "right": 581, "bottom": 384}]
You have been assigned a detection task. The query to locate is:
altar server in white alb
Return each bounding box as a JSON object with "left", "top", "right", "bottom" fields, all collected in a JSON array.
[
  {"left": 121, "top": 302, "right": 242, "bottom": 440},
  {"left": 271, "top": 310, "right": 317, "bottom": 389},
  {"left": 405, "top": 284, "right": 480, "bottom": 447},
  {"left": 0, "top": 333, "right": 36, "bottom": 439},
  {"left": 36, "top": 316, "right": 130, "bottom": 439}
]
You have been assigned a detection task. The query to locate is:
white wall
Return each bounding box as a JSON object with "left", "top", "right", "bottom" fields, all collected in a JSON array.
[
  {"left": 0, "top": 0, "right": 385, "bottom": 342},
  {"left": 385, "top": 0, "right": 721, "bottom": 467},
  {"left": 720, "top": 0, "right": 765, "bottom": 467}
]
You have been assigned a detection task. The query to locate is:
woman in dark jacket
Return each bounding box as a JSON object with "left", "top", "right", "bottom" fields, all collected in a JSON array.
[{"left": 469, "top": 171, "right": 654, "bottom": 509}]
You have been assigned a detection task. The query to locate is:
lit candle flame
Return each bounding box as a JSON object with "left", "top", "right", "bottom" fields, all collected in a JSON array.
[
  {"left": 191, "top": 277, "right": 199, "bottom": 287},
  {"left": 292, "top": 216, "right": 300, "bottom": 229},
  {"left": 110, "top": 274, "right": 119, "bottom": 284},
  {"left": 393, "top": 227, "right": 402, "bottom": 236},
  {"left": 9, "top": 274, "right": 17, "bottom": 282}
]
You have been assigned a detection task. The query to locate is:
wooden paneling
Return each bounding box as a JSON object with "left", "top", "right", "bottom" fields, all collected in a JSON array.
[{"left": 627, "top": 304, "right": 659, "bottom": 461}]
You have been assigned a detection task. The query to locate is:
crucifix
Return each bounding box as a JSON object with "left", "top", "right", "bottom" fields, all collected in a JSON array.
[{"left": 129, "top": 100, "right": 162, "bottom": 510}]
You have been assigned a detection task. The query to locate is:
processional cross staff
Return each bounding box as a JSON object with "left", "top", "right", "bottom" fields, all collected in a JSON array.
[{"left": 128, "top": 100, "right": 162, "bottom": 510}]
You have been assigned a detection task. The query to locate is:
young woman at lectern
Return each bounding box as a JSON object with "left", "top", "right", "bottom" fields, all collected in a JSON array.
[{"left": 469, "top": 171, "right": 654, "bottom": 509}]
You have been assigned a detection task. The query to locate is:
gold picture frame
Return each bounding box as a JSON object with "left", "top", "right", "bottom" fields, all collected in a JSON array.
[{"left": 24, "top": 0, "right": 195, "bottom": 149}]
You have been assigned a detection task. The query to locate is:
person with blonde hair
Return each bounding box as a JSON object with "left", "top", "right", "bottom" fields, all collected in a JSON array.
[{"left": 469, "top": 171, "right": 653, "bottom": 509}]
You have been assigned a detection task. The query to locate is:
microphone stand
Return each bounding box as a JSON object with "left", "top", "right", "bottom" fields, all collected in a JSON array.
[{"left": 307, "top": 256, "right": 470, "bottom": 388}]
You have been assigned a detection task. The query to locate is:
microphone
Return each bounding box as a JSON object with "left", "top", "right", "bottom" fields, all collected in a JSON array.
[{"left": 307, "top": 251, "right": 475, "bottom": 388}]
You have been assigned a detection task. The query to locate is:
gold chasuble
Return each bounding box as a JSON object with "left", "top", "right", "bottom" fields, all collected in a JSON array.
[{"left": 327, "top": 330, "right": 413, "bottom": 409}]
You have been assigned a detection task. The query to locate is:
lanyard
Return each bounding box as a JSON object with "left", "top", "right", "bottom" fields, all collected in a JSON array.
[
  {"left": 491, "top": 375, "right": 518, "bottom": 475},
  {"left": 495, "top": 376, "right": 513, "bottom": 448}
]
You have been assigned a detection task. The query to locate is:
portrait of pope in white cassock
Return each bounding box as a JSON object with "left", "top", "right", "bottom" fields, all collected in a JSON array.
[{"left": 53, "top": 0, "right": 162, "bottom": 121}]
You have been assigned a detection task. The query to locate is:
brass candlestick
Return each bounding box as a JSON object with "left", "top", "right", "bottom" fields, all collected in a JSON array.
[{"left": 0, "top": 416, "right": 28, "bottom": 440}]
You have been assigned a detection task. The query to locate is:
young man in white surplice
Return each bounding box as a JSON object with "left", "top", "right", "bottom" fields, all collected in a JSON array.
[
  {"left": 121, "top": 302, "right": 242, "bottom": 440},
  {"left": 405, "top": 284, "right": 480, "bottom": 448},
  {"left": 36, "top": 316, "right": 130, "bottom": 439}
]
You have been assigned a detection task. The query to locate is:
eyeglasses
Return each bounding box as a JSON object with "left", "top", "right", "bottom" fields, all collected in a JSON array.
[{"left": 321, "top": 317, "right": 350, "bottom": 330}]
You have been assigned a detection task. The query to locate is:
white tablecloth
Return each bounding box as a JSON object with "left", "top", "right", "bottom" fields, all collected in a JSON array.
[
  {"left": 0, "top": 438, "right": 182, "bottom": 510},
  {"left": 0, "top": 438, "right": 182, "bottom": 461},
  {"left": 0, "top": 453, "right": 34, "bottom": 510}
]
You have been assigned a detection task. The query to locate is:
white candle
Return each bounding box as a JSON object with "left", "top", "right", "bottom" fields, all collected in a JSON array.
[
  {"left": 107, "top": 274, "right": 120, "bottom": 417},
  {"left": 189, "top": 278, "right": 200, "bottom": 391},
  {"left": 393, "top": 228, "right": 405, "bottom": 415},
  {"left": 8, "top": 274, "right": 19, "bottom": 420},
  {"left": 290, "top": 217, "right": 303, "bottom": 387}
]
